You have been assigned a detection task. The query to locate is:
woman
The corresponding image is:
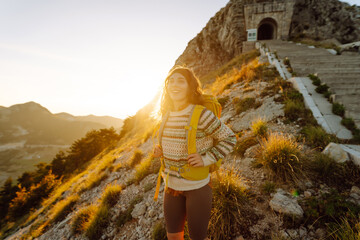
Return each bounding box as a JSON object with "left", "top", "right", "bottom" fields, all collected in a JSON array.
[{"left": 154, "top": 66, "right": 236, "bottom": 240}]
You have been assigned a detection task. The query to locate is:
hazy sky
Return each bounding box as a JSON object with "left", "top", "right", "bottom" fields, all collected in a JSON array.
[{"left": 0, "top": 0, "right": 358, "bottom": 119}]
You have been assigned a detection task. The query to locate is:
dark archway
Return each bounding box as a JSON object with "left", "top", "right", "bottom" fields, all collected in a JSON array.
[{"left": 258, "top": 18, "right": 277, "bottom": 40}]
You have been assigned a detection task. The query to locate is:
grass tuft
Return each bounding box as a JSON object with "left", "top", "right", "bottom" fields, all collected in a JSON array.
[
  {"left": 71, "top": 205, "right": 97, "bottom": 234},
  {"left": 208, "top": 169, "right": 250, "bottom": 240},
  {"left": 151, "top": 220, "right": 167, "bottom": 240},
  {"left": 101, "top": 184, "right": 122, "bottom": 208},
  {"left": 50, "top": 194, "right": 79, "bottom": 224},
  {"left": 332, "top": 102, "right": 345, "bottom": 117},
  {"left": 132, "top": 155, "right": 160, "bottom": 184},
  {"left": 261, "top": 181, "right": 277, "bottom": 194},
  {"left": 256, "top": 132, "right": 303, "bottom": 182},
  {"left": 251, "top": 118, "right": 268, "bottom": 138},
  {"left": 85, "top": 205, "right": 109, "bottom": 240},
  {"left": 128, "top": 149, "right": 144, "bottom": 168},
  {"left": 301, "top": 125, "right": 338, "bottom": 150}
]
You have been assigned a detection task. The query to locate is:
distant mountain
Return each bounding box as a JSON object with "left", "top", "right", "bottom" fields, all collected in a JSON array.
[
  {"left": 0, "top": 101, "right": 123, "bottom": 145},
  {"left": 55, "top": 113, "right": 123, "bottom": 130}
]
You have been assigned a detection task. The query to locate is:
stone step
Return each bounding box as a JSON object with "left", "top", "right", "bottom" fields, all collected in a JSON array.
[
  {"left": 318, "top": 73, "right": 360, "bottom": 79},
  {"left": 330, "top": 88, "right": 360, "bottom": 95},
  {"left": 328, "top": 82, "right": 360, "bottom": 89},
  {"left": 292, "top": 63, "right": 360, "bottom": 70}
]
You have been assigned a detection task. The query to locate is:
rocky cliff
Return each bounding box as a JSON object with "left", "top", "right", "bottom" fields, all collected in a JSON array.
[
  {"left": 290, "top": 0, "right": 360, "bottom": 43},
  {"left": 175, "top": 0, "right": 360, "bottom": 79}
]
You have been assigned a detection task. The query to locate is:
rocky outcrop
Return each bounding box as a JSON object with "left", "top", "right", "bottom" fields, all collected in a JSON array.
[
  {"left": 175, "top": 0, "right": 360, "bottom": 78},
  {"left": 174, "top": 0, "right": 247, "bottom": 78},
  {"left": 289, "top": 0, "right": 360, "bottom": 44},
  {"left": 269, "top": 189, "right": 304, "bottom": 219}
]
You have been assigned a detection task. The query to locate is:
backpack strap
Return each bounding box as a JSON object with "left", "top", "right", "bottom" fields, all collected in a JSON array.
[
  {"left": 185, "top": 105, "right": 205, "bottom": 155},
  {"left": 153, "top": 112, "right": 169, "bottom": 201}
]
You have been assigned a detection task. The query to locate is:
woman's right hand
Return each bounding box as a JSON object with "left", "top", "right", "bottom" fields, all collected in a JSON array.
[{"left": 153, "top": 144, "right": 163, "bottom": 158}]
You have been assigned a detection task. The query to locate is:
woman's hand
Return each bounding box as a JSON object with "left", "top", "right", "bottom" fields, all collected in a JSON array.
[
  {"left": 187, "top": 153, "right": 204, "bottom": 167},
  {"left": 153, "top": 145, "right": 163, "bottom": 158}
]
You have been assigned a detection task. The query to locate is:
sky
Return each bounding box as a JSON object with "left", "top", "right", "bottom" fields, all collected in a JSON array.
[
  {"left": 0, "top": 0, "right": 229, "bottom": 119},
  {"left": 0, "top": 0, "right": 358, "bottom": 119}
]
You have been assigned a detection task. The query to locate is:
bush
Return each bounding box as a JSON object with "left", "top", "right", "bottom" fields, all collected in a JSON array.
[
  {"left": 71, "top": 205, "right": 97, "bottom": 234},
  {"left": 301, "top": 190, "right": 360, "bottom": 228},
  {"left": 329, "top": 216, "right": 360, "bottom": 240},
  {"left": 261, "top": 181, "right": 277, "bottom": 194},
  {"left": 152, "top": 220, "right": 167, "bottom": 240},
  {"left": 128, "top": 150, "right": 144, "bottom": 168},
  {"left": 308, "top": 74, "right": 321, "bottom": 86},
  {"left": 85, "top": 205, "right": 110, "bottom": 240},
  {"left": 284, "top": 99, "right": 304, "bottom": 121},
  {"left": 251, "top": 118, "right": 268, "bottom": 138},
  {"left": 341, "top": 118, "right": 356, "bottom": 131},
  {"left": 301, "top": 125, "right": 338, "bottom": 150},
  {"left": 132, "top": 155, "right": 160, "bottom": 184},
  {"left": 256, "top": 132, "right": 303, "bottom": 182},
  {"left": 315, "top": 84, "right": 330, "bottom": 94},
  {"left": 233, "top": 97, "right": 260, "bottom": 114},
  {"left": 233, "top": 135, "right": 258, "bottom": 157},
  {"left": 209, "top": 169, "right": 254, "bottom": 239},
  {"left": 101, "top": 184, "right": 122, "bottom": 208},
  {"left": 50, "top": 194, "right": 79, "bottom": 223}
]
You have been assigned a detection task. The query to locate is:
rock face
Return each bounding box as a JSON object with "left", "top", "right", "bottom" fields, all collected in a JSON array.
[
  {"left": 174, "top": 0, "right": 360, "bottom": 78},
  {"left": 290, "top": 0, "right": 360, "bottom": 44},
  {"left": 269, "top": 189, "right": 304, "bottom": 219},
  {"left": 175, "top": 0, "right": 246, "bottom": 78}
]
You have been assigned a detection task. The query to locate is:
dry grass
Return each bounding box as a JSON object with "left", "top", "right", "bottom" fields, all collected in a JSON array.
[
  {"left": 71, "top": 204, "right": 97, "bottom": 234},
  {"left": 100, "top": 184, "right": 122, "bottom": 208},
  {"left": 256, "top": 132, "right": 304, "bottom": 183},
  {"left": 49, "top": 194, "right": 79, "bottom": 224},
  {"left": 209, "top": 168, "right": 255, "bottom": 239},
  {"left": 251, "top": 118, "right": 268, "bottom": 138}
]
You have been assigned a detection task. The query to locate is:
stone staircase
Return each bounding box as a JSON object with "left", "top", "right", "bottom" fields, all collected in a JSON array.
[{"left": 262, "top": 40, "right": 360, "bottom": 128}]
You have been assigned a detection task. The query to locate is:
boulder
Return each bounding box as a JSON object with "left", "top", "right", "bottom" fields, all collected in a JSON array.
[
  {"left": 269, "top": 189, "right": 304, "bottom": 219},
  {"left": 322, "top": 142, "right": 349, "bottom": 163},
  {"left": 131, "top": 202, "right": 146, "bottom": 219}
]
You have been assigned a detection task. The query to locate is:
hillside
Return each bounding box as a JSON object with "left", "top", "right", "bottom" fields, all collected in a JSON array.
[
  {"left": 0, "top": 102, "right": 123, "bottom": 186},
  {"left": 1, "top": 50, "right": 359, "bottom": 240}
]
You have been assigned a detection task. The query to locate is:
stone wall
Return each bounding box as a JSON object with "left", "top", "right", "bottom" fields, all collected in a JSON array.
[{"left": 244, "top": 0, "right": 295, "bottom": 40}]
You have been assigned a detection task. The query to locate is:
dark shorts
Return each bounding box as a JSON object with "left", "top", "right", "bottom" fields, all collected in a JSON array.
[{"left": 163, "top": 184, "right": 212, "bottom": 240}]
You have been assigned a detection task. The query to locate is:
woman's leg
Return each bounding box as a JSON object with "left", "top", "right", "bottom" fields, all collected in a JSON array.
[
  {"left": 185, "top": 184, "right": 212, "bottom": 240},
  {"left": 164, "top": 190, "right": 186, "bottom": 240}
]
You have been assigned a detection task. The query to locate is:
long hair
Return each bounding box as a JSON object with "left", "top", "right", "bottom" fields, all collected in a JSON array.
[{"left": 160, "top": 66, "right": 204, "bottom": 117}]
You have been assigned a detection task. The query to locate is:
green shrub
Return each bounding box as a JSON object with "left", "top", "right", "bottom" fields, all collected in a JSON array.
[
  {"left": 152, "top": 220, "right": 167, "bottom": 240},
  {"left": 284, "top": 99, "right": 304, "bottom": 121},
  {"left": 85, "top": 205, "right": 110, "bottom": 240},
  {"left": 251, "top": 118, "right": 268, "bottom": 138},
  {"left": 308, "top": 74, "right": 321, "bottom": 86},
  {"left": 129, "top": 150, "right": 144, "bottom": 168},
  {"left": 208, "top": 169, "right": 251, "bottom": 240},
  {"left": 233, "top": 135, "right": 258, "bottom": 157},
  {"left": 301, "top": 125, "right": 337, "bottom": 150},
  {"left": 315, "top": 84, "right": 330, "bottom": 94},
  {"left": 342, "top": 118, "right": 356, "bottom": 131},
  {"left": 301, "top": 190, "right": 360, "bottom": 228},
  {"left": 256, "top": 132, "right": 303, "bottom": 182},
  {"left": 261, "top": 181, "right": 277, "bottom": 194},
  {"left": 233, "top": 97, "right": 260, "bottom": 114},
  {"left": 332, "top": 102, "right": 345, "bottom": 117},
  {"left": 71, "top": 205, "right": 97, "bottom": 234},
  {"left": 101, "top": 184, "right": 122, "bottom": 208},
  {"left": 285, "top": 89, "right": 303, "bottom": 102}
]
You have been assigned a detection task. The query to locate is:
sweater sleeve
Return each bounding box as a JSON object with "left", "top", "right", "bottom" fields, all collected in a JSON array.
[{"left": 198, "top": 109, "right": 237, "bottom": 166}]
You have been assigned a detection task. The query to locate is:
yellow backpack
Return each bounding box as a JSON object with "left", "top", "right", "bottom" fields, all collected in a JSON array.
[{"left": 154, "top": 94, "right": 222, "bottom": 201}]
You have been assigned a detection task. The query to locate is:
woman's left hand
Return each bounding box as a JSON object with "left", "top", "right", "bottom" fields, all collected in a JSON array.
[{"left": 187, "top": 153, "right": 204, "bottom": 167}]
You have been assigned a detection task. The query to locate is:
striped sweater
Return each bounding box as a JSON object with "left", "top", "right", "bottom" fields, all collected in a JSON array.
[{"left": 160, "top": 104, "right": 237, "bottom": 191}]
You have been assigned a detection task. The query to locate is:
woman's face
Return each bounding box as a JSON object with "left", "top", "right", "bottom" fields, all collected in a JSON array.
[{"left": 167, "top": 72, "right": 189, "bottom": 103}]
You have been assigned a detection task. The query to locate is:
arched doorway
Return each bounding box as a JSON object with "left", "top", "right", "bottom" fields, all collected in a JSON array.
[{"left": 257, "top": 18, "right": 277, "bottom": 40}]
